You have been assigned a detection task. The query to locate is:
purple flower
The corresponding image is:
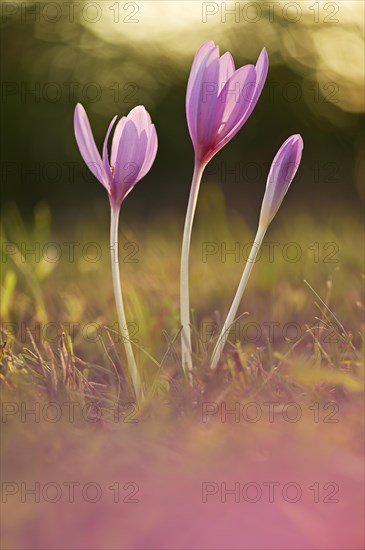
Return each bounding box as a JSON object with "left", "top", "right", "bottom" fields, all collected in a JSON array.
[
  {"left": 211, "top": 134, "right": 303, "bottom": 371},
  {"left": 74, "top": 103, "right": 158, "bottom": 208},
  {"left": 181, "top": 41, "right": 268, "bottom": 373},
  {"left": 259, "top": 134, "right": 304, "bottom": 228},
  {"left": 186, "top": 40, "right": 268, "bottom": 164},
  {"left": 74, "top": 103, "right": 157, "bottom": 401}
]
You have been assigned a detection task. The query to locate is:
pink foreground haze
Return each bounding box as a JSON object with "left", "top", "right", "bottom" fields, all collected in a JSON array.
[
  {"left": 74, "top": 103, "right": 158, "bottom": 208},
  {"left": 186, "top": 40, "right": 268, "bottom": 165},
  {"left": 2, "top": 413, "right": 364, "bottom": 550}
]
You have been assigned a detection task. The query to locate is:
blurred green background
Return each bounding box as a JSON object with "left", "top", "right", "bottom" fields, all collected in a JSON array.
[{"left": 1, "top": 0, "right": 364, "bottom": 227}]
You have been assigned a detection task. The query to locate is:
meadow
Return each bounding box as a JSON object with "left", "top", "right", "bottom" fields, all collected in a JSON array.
[
  {"left": 1, "top": 0, "right": 364, "bottom": 547},
  {"left": 1, "top": 187, "right": 363, "bottom": 402},
  {"left": 1, "top": 187, "right": 364, "bottom": 548}
]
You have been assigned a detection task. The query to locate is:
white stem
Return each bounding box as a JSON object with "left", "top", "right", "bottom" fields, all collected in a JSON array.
[
  {"left": 180, "top": 161, "right": 205, "bottom": 375},
  {"left": 210, "top": 224, "right": 267, "bottom": 370},
  {"left": 110, "top": 206, "right": 142, "bottom": 402}
]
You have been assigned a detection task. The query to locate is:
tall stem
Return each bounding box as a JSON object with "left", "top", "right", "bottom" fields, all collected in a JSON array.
[
  {"left": 180, "top": 161, "right": 205, "bottom": 375},
  {"left": 210, "top": 224, "right": 267, "bottom": 371},
  {"left": 110, "top": 205, "right": 142, "bottom": 402}
]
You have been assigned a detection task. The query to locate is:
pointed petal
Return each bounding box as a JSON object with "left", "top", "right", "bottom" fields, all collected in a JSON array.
[
  {"left": 111, "top": 116, "right": 127, "bottom": 168},
  {"left": 138, "top": 124, "right": 158, "bottom": 181},
  {"left": 102, "top": 115, "right": 118, "bottom": 191},
  {"left": 207, "top": 51, "right": 235, "bottom": 151},
  {"left": 126, "top": 106, "right": 157, "bottom": 180},
  {"left": 186, "top": 41, "right": 216, "bottom": 101},
  {"left": 114, "top": 120, "right": 148, "bottom": 203},
  {"left": 218, "top": 51, "right": 235, "bottom": 84},
  {"left": 260, "top": 135, "right": 303, "bottom": 227},
  {"left": 255, "top": 47, "right": 269, "bottom": 96},
  {"left": 186, "top": 43, "right": 218, "bottom": 153},
  {"left": 213, "top": 64, "right": 256, "bottom": 151},
  {"left": 127, "top": 105, "right": 152, "bottom": 133},
  {"left": 195, "top": 47, "right": 220, "bottom": 151},
  {"left": 211, "top": 48, "right": 268, "bottom": 158},
  {"left": 243, "top": 47, "right": 269, "bottom": 120},
  {"left": 111, "top": 106, "right": 152, "bottom": 169},
  {"left": 74, "top": 103, "right": 107, "bottom": 188}
]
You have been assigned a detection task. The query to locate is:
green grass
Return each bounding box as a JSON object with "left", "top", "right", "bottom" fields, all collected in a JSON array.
[
  {"left": 1, "top": 184, "right": 363, "bottom": 413},
  {"left": 1, "top": 191, "right": 364, "bottom": 549}
]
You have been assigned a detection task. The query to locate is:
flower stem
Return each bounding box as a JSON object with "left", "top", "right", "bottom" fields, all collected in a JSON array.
[
  {"left": 110, "top": 205, "right": 142, "bottom": 402},
  {"left": 180, "top": 161, "right": 205, "bottom": 376},
  {"left": 210, "top": 224, "right": 267, "bottom": 371}
]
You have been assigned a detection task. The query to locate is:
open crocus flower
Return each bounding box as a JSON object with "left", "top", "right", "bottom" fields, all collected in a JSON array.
[
  {"left": 210, "top": 135, "right": 303, "bottom": 371},
  {"left": 186, "top": 40, "right": 268, "bottom": 165},
  {"left": 180, "top": 41, "right": 268, "bottom": 375},
  {"left": 74, "top": 103, "right": 157, "bottom": 208},
  {"left": 74, "top": 103, "right": 158, "bottom": 402}
]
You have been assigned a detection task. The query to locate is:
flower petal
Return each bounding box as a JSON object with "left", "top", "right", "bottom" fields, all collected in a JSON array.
[
  {"left": 243, "top": 47, "right": 269, "bottom": 121},
  {"left": 74, "top": 103, "right": 108, "bottom": 188},
  {"left": 126, "top": 106, "right": 157, "bottom": 180},
  {"left": 102, "top": 115, "right": 118, "bottom": 192},
  {"left": 114, "top": 120, "right": 148, "bottom": 203},
  {"left": 195, "top": 47, "right": 220, "bottom": 153},
  {"left": 210, "top": 49, "right": 268, "bottom": 160},
  {"left": 205, "top": 51, "right": 235, "bottom": 154},
  {"left": 110, "top": 105, "right": 152, "bottom": 180},
  {"left": 127, "top": 105, "right": 152, "bottom": 133},
  {"left": 111, "top": 116, "right": 127, "bottom": 168},
  {"left": 212, "top": 64, "right": 256, "bottom": 152},
  {"left": 254, "top": 47, "right": 269, "bottom": 96},
  {"left": 186, "top": 40, "right": 216, "bottom": 102},
  {"left": 138, "top": 124, "right": 158, "bottom": 181},
  {"left": 218, "top": 51, "right": 235, "bottom": 85},
  {"left": 259, "top": 134, "right": 303, "bottom": 227},
  {"left": 186, "top": 43, "right": 218, "bottom": 153}
]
